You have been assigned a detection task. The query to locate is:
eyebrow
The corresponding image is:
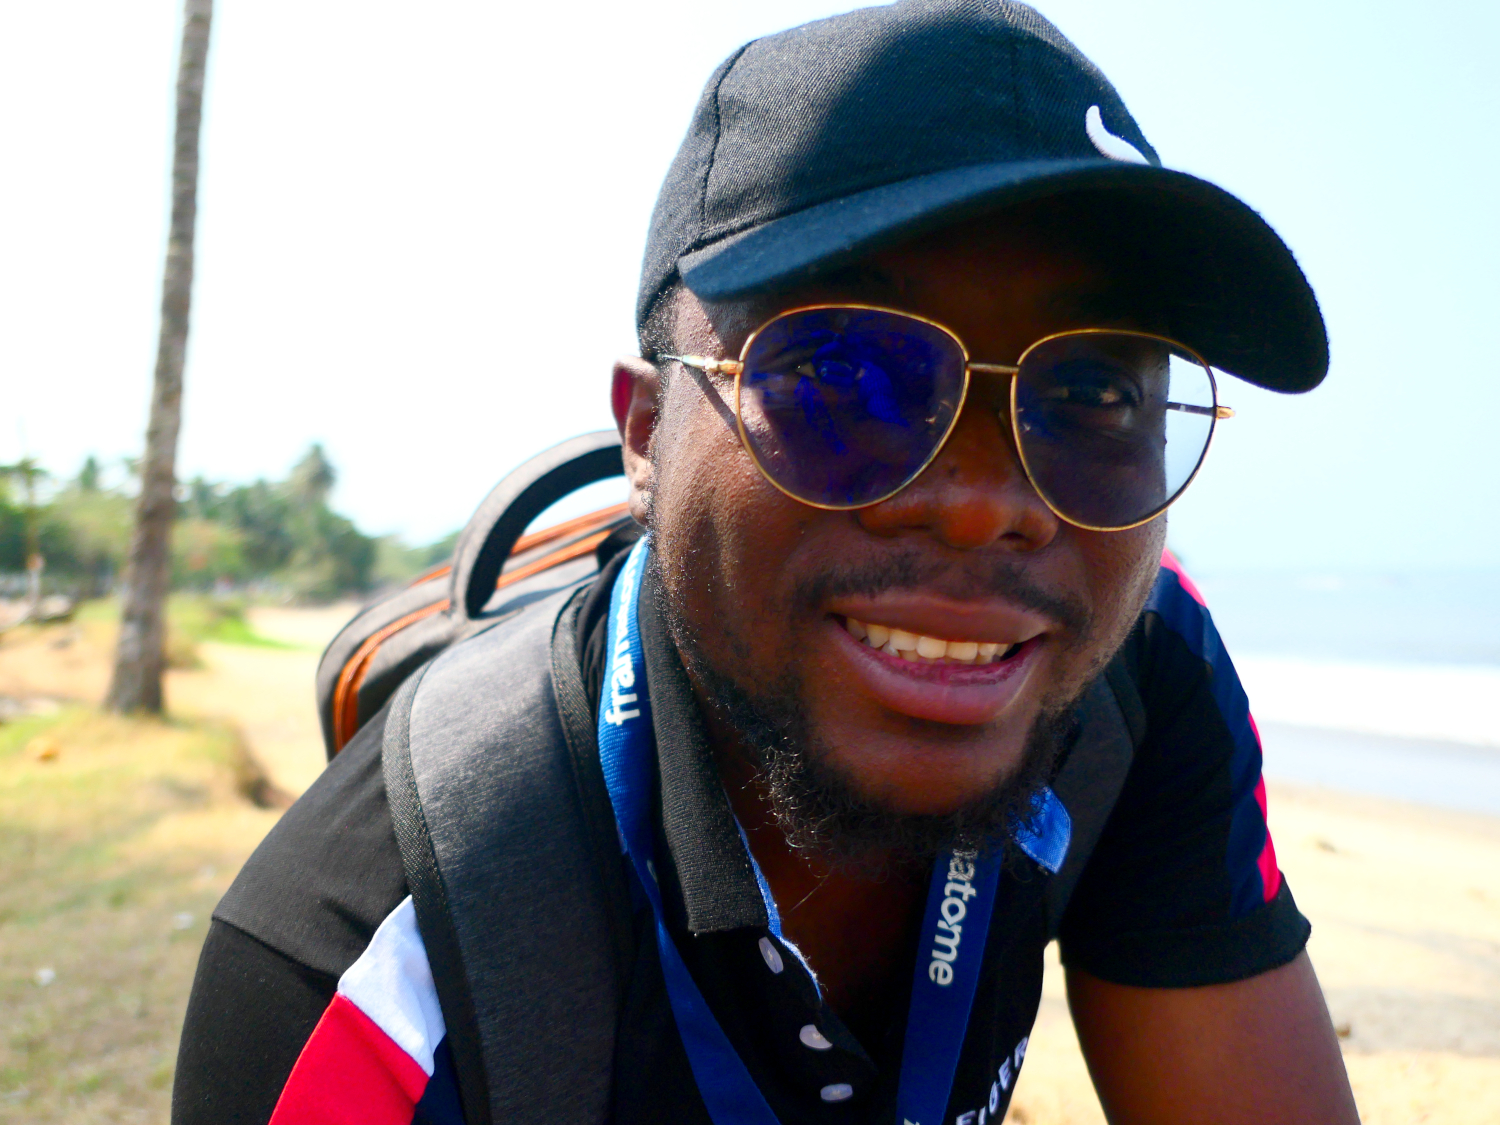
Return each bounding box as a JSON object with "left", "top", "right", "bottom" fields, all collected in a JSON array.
[
  {"left": 728, "top": 266, "right": 1145, "bottom": 341},
  {"left": 802, "top": 261, "right": 1143, "bottom": 324},
  {"left": 702, "top": 263, "right": 912, "bottom": 347},
  {"left": 803, "top": 262, "right": 911, "bottom": 304},
  {"left": 1047, "top": 285, "right": 1142, "bottom": 328}
]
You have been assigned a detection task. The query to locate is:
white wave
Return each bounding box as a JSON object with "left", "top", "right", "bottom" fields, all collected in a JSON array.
[{"left": 1234, "top": 656, "right": 1500, "bottom": 749}]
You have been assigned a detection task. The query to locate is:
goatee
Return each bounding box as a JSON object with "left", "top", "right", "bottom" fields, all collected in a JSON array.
[{"left": 653, "top": 557, "right": 1084, "bottom": 870}]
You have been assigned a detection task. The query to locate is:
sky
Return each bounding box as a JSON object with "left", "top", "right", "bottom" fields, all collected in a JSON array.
[{"left": 2, "top": 0, "right": 1497, "bottom": 573}]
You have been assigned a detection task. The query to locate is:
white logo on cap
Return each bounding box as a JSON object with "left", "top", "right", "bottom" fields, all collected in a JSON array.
[{"left": 1086, "top": 105, "right": 1149, "bottom": 165}]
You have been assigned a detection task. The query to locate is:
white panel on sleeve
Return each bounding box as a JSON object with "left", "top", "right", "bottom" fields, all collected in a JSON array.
[{"left": 337, "top": 895, "right": 447, "bottom": 1076}]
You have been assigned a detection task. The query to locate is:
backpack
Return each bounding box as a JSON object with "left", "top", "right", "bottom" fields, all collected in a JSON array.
[
  {"left": 314, "top": 432, "right": 1147, "bottom": 1125},
  {"left": 314, "top": 430, "right": 634, "bottom": 758}
]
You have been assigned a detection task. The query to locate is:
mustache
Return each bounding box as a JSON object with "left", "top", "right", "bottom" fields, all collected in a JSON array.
[{"left": 791, "top": 548, "right": 1093, "bottom": 637}]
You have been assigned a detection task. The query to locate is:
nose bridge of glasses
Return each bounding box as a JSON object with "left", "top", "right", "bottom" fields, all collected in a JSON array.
[
  {"left": 876, "top": 388, "right": 1058, "bottom": 549},
  {"left": 960, "top": 362, "right": 1019, "bottom": 422},
  {"left": 923, "top": 375, "right": 1034, "bottom": 492}
]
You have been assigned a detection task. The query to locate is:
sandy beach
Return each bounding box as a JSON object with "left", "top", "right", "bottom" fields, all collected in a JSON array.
[
  {"left": 1, "top": 605, "right": 1497, "bottom": 1123},
  {"left": 1007, "top": 782, "right": 1500, "bottom": 1124}
]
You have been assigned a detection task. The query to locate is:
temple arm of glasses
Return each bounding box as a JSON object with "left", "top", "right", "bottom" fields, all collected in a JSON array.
[
  {"left": 1168, "top": 402, "right": 1236, "bottom": 419},
  {"left": 663, "top": 354, "right": 744, "bottom": 377}
]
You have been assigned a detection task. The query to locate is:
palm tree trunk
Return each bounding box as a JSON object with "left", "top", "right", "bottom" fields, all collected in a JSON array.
[{"left": 106, "top": 0, "right": 214, "bottom": 714}]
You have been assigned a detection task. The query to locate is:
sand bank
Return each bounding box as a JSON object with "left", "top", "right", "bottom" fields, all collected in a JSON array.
[{"left": 1007, "top": 782, "right": 1500, "bottom": 1124}]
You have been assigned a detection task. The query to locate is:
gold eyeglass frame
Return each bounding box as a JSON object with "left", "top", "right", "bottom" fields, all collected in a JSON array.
[{"left": 667, "top": 302, "right": 1233, "bottom": 533}]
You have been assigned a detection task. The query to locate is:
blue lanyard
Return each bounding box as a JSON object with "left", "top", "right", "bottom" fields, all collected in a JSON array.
[{"left": 596, "top": 538, "right": 1070, "bottom": 1125}]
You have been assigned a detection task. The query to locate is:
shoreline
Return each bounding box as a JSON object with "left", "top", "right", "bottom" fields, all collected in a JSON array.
[{"left": 1259, "top": 721, "right": 1500, "bottom": 819}]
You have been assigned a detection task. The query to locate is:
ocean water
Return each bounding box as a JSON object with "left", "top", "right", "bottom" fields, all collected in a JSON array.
[
  {"left": 1256, "top": 722, "right": 1500, "bottom": 818},
  {"left": 1191, "top": 570, "right": 1500, "bottom": 812},
  {"left": 1190, "top": 570, "right": 1500, "bottom": 667}
]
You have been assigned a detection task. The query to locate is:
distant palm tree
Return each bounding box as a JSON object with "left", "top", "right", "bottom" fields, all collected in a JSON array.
[{"left": 107, "top": 0, "right": 214, "bottom": 713}]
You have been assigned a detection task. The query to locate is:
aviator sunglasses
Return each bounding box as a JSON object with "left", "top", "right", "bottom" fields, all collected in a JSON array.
[{"left": 667, "top": 304, "right": 1233, "bottom": 532}]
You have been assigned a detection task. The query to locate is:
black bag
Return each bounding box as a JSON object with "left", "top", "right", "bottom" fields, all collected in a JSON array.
[{"left": 314, "top": 430, "right": 634, "bottom": 757}]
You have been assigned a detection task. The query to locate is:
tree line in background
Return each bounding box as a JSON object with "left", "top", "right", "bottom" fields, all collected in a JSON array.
[{"left": 0, "top": 446, "right": 453, "bottom": 603}]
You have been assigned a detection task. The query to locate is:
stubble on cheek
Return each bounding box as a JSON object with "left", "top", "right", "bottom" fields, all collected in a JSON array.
[
  {"left": 647, "top": 381, "right": 779, "bottom": 672},
  {"left": 1072, "top": 518, "right": 1167, "bottom": 686},
  {"left": 645, "top": 292, "right": 812, "bottom": 679}
]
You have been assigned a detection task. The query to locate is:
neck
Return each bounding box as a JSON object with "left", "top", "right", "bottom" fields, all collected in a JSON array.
[{"left": 712, "top": 729, "right": 928, "bottom": 1044}]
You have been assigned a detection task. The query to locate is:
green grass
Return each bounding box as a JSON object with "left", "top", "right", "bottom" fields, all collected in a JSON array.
[
  {"left": 172, "top": 599, "right": 298, "bottom": 651},
  {"left": 0, "top": 707, "right": 282, "bottom": 1122},
  {"left": 73, "top": 596, "right": 300, "bottom": 671},
  {"left": 70, "top": 600, "right": 120, "bottom": 626}
]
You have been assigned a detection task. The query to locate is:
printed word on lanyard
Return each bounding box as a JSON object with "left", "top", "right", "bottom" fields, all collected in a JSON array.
[{"left": 596, "top": 538, "right": 1071, "bottom": 1125}]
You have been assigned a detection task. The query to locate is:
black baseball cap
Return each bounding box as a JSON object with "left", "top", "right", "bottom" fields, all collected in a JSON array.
[{"left": 638, "top": 0, "right": 1327, "bottom": 392}]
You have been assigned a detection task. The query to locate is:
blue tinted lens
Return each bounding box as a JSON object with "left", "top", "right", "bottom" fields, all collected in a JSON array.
[
  {"left": 736, "top": 308, "right": 967, "bottom": 508},
  {"left": 1014, "top": 333, "right": 1216, "bottom": 528}
]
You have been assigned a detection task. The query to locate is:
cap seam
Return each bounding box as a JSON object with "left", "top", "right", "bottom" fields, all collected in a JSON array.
[
  {"left": 1009, "top": 29, "right": 1025, "bottom": 155},
  {"left": 701, "top": 43, "right": 754, "bottom": 239}
]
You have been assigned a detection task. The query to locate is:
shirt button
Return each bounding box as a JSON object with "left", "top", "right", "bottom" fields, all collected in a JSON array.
[
  {"left": 758, "top": 936, "right": 784, "bottom": 974},
  {"left": 819, "top": 1083, "right": 854, "bottom": 1103},
  {"left": 799, "top": 1024, "right": 833, "bottom": 1051}
]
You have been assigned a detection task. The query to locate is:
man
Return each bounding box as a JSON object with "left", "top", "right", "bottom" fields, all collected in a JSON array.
[{"left": 175, "top": 2, "right": 1360, "bottom": 1123}]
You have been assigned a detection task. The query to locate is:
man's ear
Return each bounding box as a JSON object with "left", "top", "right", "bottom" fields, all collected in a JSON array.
[{"left": 612, "top": 356, "right": 660, "bottom": 527}]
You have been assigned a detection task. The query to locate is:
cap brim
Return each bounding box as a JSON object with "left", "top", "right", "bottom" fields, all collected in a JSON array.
[{"left": 678, "top": 159, "right": 1327, "bottom": 392}]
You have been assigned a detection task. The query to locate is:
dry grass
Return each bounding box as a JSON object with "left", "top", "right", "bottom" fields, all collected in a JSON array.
[
  {"left": 0, "top": 603, "right": 345, "bottom": 798},
  {"left": 0, "top": 707, "right": 281, "bottom": 1123},
  {"left": 0, "top": 605, "right": 338, "bottom": 1124}
]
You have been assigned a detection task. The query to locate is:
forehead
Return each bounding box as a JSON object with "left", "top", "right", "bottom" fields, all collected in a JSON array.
[{"left": 687, "top": 200, "right": 1138, "bottom": 360}]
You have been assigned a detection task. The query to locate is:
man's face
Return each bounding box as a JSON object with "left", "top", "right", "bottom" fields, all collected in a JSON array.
[{"left": 617, "top": 212, "right": 1166, "bottom": 848}]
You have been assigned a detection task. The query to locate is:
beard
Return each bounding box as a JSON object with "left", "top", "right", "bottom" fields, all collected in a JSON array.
[{"left": 651, "top": 548, "right": 1092, "bottom": 871}]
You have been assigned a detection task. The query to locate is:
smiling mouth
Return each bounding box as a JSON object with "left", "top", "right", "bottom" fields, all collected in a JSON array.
[{"left": 839, "top": 616, "right": 1028, "bottom": 665}]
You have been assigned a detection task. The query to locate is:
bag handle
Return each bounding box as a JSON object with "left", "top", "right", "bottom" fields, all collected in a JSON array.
[{"left": 448, "top": 430, "right": 624, "bottom": 621}]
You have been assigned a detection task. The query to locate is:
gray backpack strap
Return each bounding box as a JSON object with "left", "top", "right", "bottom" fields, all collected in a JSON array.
[
  {"left": 383, "top": 586, "right": 625, "bottom": 1125},
  {"left": 1042, "top": 658, "right": 1146, "bottom": 939},
  {"left": 383, "top": 667, "right": 493, "bottom": 1125}
]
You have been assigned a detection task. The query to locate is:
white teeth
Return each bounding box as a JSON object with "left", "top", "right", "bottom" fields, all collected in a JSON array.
[
  {"left": 842, "top": 617, "right": 1018, "bottom": 664},
  {"left": 888, "top": 628, "right": 919, "bottom": 652}
]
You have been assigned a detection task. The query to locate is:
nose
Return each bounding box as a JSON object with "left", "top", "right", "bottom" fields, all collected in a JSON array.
[{"left": 855, "top": 392, "right": 1059, "bottom": 551}]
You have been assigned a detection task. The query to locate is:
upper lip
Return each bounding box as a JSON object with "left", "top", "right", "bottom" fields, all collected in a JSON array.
[{"left": 827, "top": 593, "right": 1053, "bottom": 646}]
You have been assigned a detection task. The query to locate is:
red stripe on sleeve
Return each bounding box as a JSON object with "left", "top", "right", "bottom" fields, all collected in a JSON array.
[
  {"left": 1253, "top": 776, "right": 1282, "bottom": 901},
  {"left": 1159, "top": 549, "right": 1208, "bottom": 607},
  {"left": 1247, "top": 714, "right": 1282, "bottom": 902},
  {"left": 269, "top": 992, "right": 429, "bottom": 1125}
]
